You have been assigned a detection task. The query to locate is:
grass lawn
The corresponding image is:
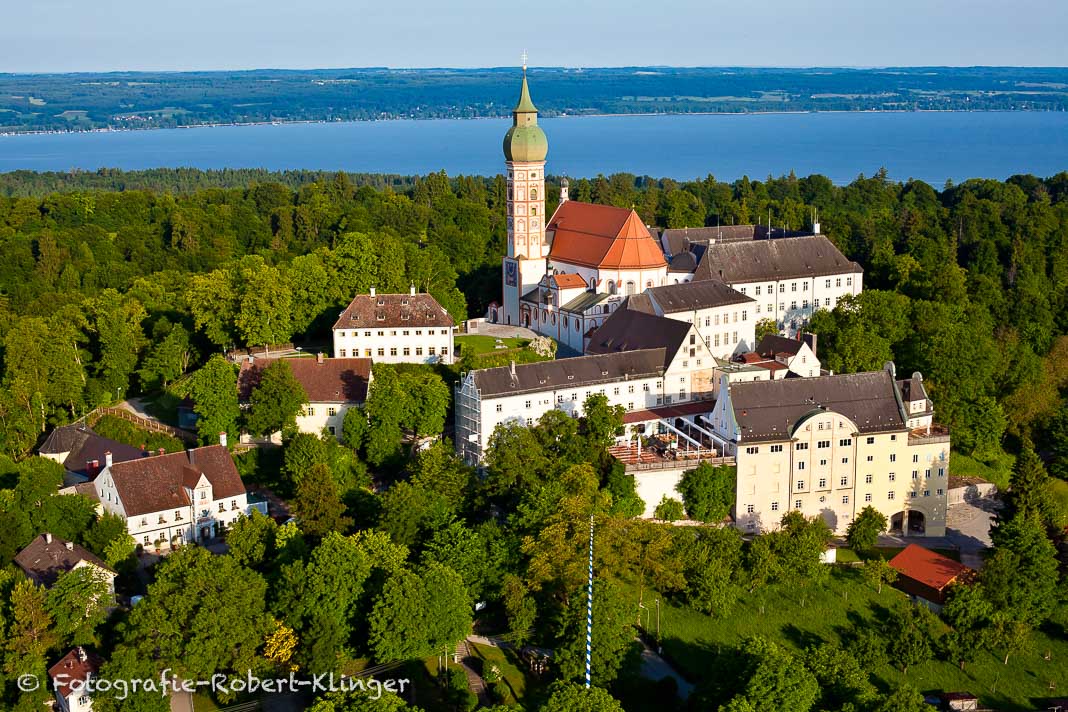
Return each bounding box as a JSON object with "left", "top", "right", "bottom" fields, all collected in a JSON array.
[
  {"left": 469, "top": 642, "right": 534, "bottom": 704},
  {"left": 455, "top": 334, "right": 529, "bottom": 356},
  {"left": 951, "top": 450, "right": 1016, "bottom": 490},
  {"left": 835, "top": 547, "right": 862, "bottom": 564},
  {"left": 642, "top": 566, "right": 1068, "bottom": 711}
]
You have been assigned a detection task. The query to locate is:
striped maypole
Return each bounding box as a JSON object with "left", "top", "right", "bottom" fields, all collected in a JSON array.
[{"left": 585, "top": 513, "right": 594, "bottom": 689}]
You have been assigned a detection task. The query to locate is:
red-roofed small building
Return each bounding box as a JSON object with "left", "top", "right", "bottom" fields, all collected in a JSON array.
[
  {"left": 50, "top": 647, "right": 101, "bottom": 712},
  {"left": 94, "top": 439, "right": 265, "bottom": 551},
  {"left": 889, "top": 544, "right": 974, "bottom": 609},
  {"left": 238, "top": 353, "right": 372, "bottom": 441}
]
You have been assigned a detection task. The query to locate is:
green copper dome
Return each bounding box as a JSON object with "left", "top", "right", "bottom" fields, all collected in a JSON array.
[{"left": 503, "top": 72, "right": 548, "bottom": 163}]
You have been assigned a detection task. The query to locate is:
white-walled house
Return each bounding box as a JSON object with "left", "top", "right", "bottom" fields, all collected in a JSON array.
[
  {"left": 333, "top": 287, "right": 455, "bottom": 365},
  {"left": 641, "top": 280, "right": 757, "bottom": 359},
  {"left": 94, "top": 441, "right": 265, "bottom": 551},
  {"left": 15, "top": 533, "right": 116, "bottom": 594},
  {"left": 50, "top": 647, "right": 102, "bottom": 712},
  {"left": 239, "top": 353, "right": 373, "bottom": 440}
]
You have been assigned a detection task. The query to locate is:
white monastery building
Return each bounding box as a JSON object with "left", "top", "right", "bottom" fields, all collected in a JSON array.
[
  {"left": 94, "top": 441, "right": 266, "bottom": 550},
  {"left": 333, "top": 287, "right": 455, "bottom": 364},
  {"left": 488, "top": 69, "right": 863, "bottom": 345}
]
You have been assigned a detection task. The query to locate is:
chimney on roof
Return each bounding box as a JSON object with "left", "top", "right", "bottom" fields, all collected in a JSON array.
[
  {"left": 65, "top": 541, "right": 73, "bottom": 551},
  {"left": 187, "top": 449, "right": 195, "bottom": 466},
  {"left": 158, "top": 447, "right": 165, "bottom": 456},
  {"left": 802, "top": 332, "right": 817, "bottom": 357},
  {"left": 76, "top": 647, "right": 87, "bottom": 663},
  {"left": 45, "top": 532, "right": 53, "bottom": 544},
  {"left": 370, "top": 286, "right": 376, "bottom": 297},
  {"left": 409, "top": 284, "right": 416, "bottom": 296},
  {"left": 247, "top": 354, "right": 254, "bottom": 365},
  {"left": 104, "top": 451, "right": 113, "bottom": 468},
  {"left": 219, "top": 431, "right": 227, "bottom": 448},
  {"left": 560, "top": 177, "right": 569, "bottom": 203},
  {"left": 317, "top": 352, "right": 325, "bottom": 364}
]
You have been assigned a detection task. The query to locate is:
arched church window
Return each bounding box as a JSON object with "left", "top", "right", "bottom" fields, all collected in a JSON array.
[
  {"left": 607, "top": 280, "right": 616, "bottom": 294},
  {"left": 531, "top": 206, "right": 537, "bottom": 216},
  {"left": 626, "top": 281, "right": 636, "bottom": 295},
  {"left": 530, "top": 188, "right": 538, "bottom": 199}
]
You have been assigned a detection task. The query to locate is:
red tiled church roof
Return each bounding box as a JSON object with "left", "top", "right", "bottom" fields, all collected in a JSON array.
[{"left": 547, "top": 202, "right": 666, "bottom": 270}]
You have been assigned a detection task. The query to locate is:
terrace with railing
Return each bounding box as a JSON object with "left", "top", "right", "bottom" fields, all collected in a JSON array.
[{"left": 908, "top": 423, "right": 951, "bottom": 445}]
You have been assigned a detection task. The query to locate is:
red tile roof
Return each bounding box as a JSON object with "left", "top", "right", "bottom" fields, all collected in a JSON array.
[
  {"left": 50, "top": 648, "right": 102, "bottom": 700},
  {"left": 332, "top": 291, "right": 454, "bottom": 330},
  {"left": 239, "top": 357, "right": 372, "bottom": 404},
  {"left": 547, "top": 201, "right": 667, "bottom": 270},
  {"left": 101, "top": 445, "right": 245, "bottom": 517},
  {"left": 622, "top": 399, "right": 717, "bottom": 424},
  {"left": 889, "top": 544, "right": 972, "bottom": 592},
  {"left": 551, "top": 273, "right": 587, "bottom": 289}
]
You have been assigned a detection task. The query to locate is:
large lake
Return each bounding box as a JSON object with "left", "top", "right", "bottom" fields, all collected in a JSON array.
[{"left": 2, "top": 111, "right": 1068, "bottom": 185}]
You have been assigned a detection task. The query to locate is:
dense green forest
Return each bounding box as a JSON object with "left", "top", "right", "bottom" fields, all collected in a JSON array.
[{"left": 3, "top": 66, "right": 1068, "bottom": 133}]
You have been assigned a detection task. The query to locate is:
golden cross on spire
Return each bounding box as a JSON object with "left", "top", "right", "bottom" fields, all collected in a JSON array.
[{"left": 521, "top": 50, "right": 528, "bottom": 72}]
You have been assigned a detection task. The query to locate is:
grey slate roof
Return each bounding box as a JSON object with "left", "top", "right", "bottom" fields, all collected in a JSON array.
[
  {"left": 898, "top": 374, "right": 929, "bottom": 404},
  {"left": 661, "top": 225, "right": 771, "bottom": 255},
  {"left": 756, "top": 334, "right": 805, "bottom": 358},
  {"left": 560, "top": 291, "right": 609, "bottom": 313},
  {"left": 15, "top": 534, "right": 114, "bottom": 588},
  {"left": 619, "top": 293, "right": 656, "bottom": 315},
  {"left": 39, "top": 424, "right": 145, "bottom": 475},
  {"left": 728, "top": 370, "right": 906, "bottom": 443},
  {"left": 586, "top": 309, "right": 690, "bottom": 368},
  {"left": 693, "top": 235, "right": 863, "bottom": 283},
  {"left": 646, "top": 279, "right": 754, "bottom": 313},
  {"left": 471, "top": 349, "right": 667, "bottom": 398}
]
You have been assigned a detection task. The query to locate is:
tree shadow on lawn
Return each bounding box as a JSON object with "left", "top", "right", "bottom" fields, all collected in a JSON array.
[{"left": 780, "top": 623, "right": 825, "bottom": 650}]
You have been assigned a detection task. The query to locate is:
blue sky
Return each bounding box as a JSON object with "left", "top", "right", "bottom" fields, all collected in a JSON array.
[{"left": 4, "top": 0, "right": 1067, "bottom": 73}]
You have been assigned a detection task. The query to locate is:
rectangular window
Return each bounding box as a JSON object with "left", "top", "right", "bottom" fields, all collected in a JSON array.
[
  {"left": 328, "top": 407, "right": 337, "bottom": 416},
  {"left": 888, "top": 491, "right": 895, "bottom": 500},
  {"left": 865, "top": 474, "right": 873, "bottom": 484},
  {"left": 889, "top": 473, "right": 896, "bottom": 482},
  {"left": 364, "top": 348, "right": 372, "bottom": 357},
  {"left": 890, "top": 454, "right": 897, "bottom": 462},
  {"left": 865, "top": 493, "right": 872, "bottom": 502},
  {"left": 839, "top": 438, "right": 852, "bottom": 447},
  {"left": 840, "top": 477, "right": 848, "bottom": 486},
  {"left": 912, "top": 470, "right": 919, "bottom": 479},
  {"left": 825, "top": 279, "right": 831, "bottom": 288},
  {"left": 842, "top": 496, "right": 849, "bottom": 504},
  {"left": 771, "top": 501, "right": 779, "bottom": 511},
  {"left": 923, "top": 490, "right": 930, "bottom": 497},
  {"left": 746, "top": 504, "right": 755, "bottom": 514},
  {"left": 866, "top": 455, "right": 874, "bottom": 462},
  {"left": 817, "top": 440, "right": 830, "bottom": 448},
  {"left": 797, "top": 462, "right": 806, "bottom": 471},
  {"left": 390, "top": 347, "right": 398, "bottom": 356},
  {"left": 745, "top": 446, "right": 759, "bottom": 455},
  {"left": 795, "top": 442, "right": 809, "bottom": 451},
  {"left": 796, "top": 480, "right": 805, "bottom": 489},
  {"left": 496, "top": 403, "right": 503, "bottom": 412},
  {"left": 866, "top": 436, "right": 875, "bottom": 444},
  {"left": 937, "top": 488, "right": 944, "bottom": 496},
  {"left": 377, "top": 348, "right": 385, "bottom": 357},
  {"left": 307, "top": 407, "right": 315, "bottom": 416},
  {"left": 403, "top": 347, "right": 411, "bottom": 356},
  {"left": 841, "top": 457, "right": 849, "bottom": 464},
  {"left": 925, "top": 469, "right": 931, "bottom": 478},
  {"left": 795, "top": 499, "right": 802, "bottom": 509},
  {"left": 339, "top": 349, "right": 347, "bottom": 357},
  {"left": 913, "top": 454, "right": 920, "bottom": 463},
  {"left": 818, "top": 478, "right": 827, "bottom": 488},
  {"left": 429, "top": 347, "right": 436, "bottom": 355},
  {"left": 525, "top": 400, "right": 531, "bottom": 409},
  {"left": 819, "top": 459, "right": 828, "bottom": 466},
  {"left": 910, "top": 492, "right": 918, "bottom": 499},
  {"left": 770, "top": 444, "right": 783, "bottom": 453}
]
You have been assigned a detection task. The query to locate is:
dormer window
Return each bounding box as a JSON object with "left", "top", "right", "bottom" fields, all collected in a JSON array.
[
  {"left": 377, "top": 299, "right": 384, "bottom": 306},
  {"left": 376, "top": 314, "right": 385, "bottom": 321},
  {"left": 174, "top": 510, "right": 182, "bottom": 521},
  {"left": 401, "top": 299, "right": 408, "bottom": 306}
]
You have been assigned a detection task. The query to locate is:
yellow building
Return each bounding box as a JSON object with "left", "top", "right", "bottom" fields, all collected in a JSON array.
[{"left": 709, "top": 363, "right": 949, "bottom": 536}]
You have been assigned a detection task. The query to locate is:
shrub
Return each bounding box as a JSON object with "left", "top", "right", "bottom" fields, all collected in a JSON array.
[{"left": 655, "top": 496, "right": 685, "bottom": 521}]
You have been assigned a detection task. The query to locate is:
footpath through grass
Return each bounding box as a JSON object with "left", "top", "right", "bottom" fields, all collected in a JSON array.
[{"left": 644, "top": 566, "right": 1068, "bottom": 711}]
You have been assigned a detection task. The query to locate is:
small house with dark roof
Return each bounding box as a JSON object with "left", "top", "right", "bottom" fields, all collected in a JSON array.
[
  {"left": 333, "top": 286, "right": 455, "bottom": 365},
  {"left": 15, "top": 533, "right": 115, "bottom": 593},
  {"left": 889, "top": 544, "right": 974, "bottom": 610},
  {"left": 95, "top": 440, "right": 264, "bottom": 551},
  {"left": 238, "top": 353, "right": 373, "bottom": 441},
  {"left": 50, "top": 647, "right": 102, "bottom": 712},
  {"left": 39, "top": 423, "right": 145, "bottom": 483},
  {"left": 750, "top": 333, "right": 821, "bottom": 378},
  {"left": 709, "top": 363, "right": 950, "bottom": 536}
]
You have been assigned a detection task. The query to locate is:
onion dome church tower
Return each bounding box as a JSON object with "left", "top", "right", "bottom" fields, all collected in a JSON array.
[{"left": 500, "top": 59, "right": 549, "bottom": 327}]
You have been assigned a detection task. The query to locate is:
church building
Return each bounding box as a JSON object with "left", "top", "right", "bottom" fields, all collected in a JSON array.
[{"left": 494, "top": 64, "right": 669, "bottom": 350}]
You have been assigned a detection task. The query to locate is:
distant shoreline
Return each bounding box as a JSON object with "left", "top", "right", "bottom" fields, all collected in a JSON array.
[{"left": 1, "top": 106, "right": 1063, "bottom": 138}]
